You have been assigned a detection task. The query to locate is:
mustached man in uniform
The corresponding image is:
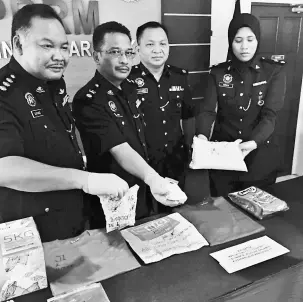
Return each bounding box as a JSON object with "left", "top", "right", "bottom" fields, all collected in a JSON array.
[
  {"left": 0, "top": 4, "right": 129, "bottom": 242},
  {"left": 73, "top": 22, "right": 182, "bottom": 228}
]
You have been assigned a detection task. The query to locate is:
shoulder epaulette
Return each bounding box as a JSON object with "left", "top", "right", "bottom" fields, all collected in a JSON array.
[
  {"left": 83, "top": 81, "right": 100, "bottom": 100},
  {"left": 0, "top": 70, "right": 16, "bottom": 94},
  {"left": 260, "top": 57, "right": 286, "bottom": 65},
  {"left": 167, "top": 64, "right": 188, "bottom": 75}
]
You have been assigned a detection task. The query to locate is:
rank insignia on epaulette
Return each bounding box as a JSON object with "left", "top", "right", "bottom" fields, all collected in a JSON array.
[
  {"left": 2, "top": 81, "right": 10, "bottom": 87},
  {"left": 107, "top": 90, "right": 114, "bottom": 95},
  {"left": 135, "top": 78, "right": 145, "bottom": 87},
  {"left": 6, "top": 78, "right": 13, "bottom": 84},
  {"left": 141, "top": 71, "right": 146, "bottom": 76},
  {"left": 59, "top": 89, "right": 65, "bottom": 94},
  {"left": 0, "top": 86, "right": 7, "bottom": 91},
  {"left": 25, "top": 92, "right": 36, "bottom": 107},
  {"left": 108, "top": 100, "right": 117, "bottom": 112},
  {"left": 36, "top": 86, "right": 45, "bottom": 93},
  {"left": 86, "top": 93, "right": 92, "bottom": 98}
]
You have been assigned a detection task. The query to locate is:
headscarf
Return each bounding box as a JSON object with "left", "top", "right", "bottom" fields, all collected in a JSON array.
[{"left": 227, "top": 13, "right": 261, "bottom": 70}]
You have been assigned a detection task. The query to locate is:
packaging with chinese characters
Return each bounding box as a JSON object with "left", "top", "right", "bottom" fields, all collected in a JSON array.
[
  {"left": 0, "top": 217, "right": 47, "bottom": 301},
  {"left": 99, "top": 185, "right": 139, "bottom": 232},
  {"left": 228, "top": 186, "right": 289, "bottom": 219}
]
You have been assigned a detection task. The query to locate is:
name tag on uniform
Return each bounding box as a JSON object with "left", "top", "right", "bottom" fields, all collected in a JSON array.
[
  {"left": 169, "top": 86, "right": 184, "bottom": 92},
  {"left": 253, "top": 81, "right": 267, "bottom": 87},
  {"left": 31, "top": 109, "right": 44, "bottom": 118},
  {"left": 137, "top": 88, "right": 148, "bottom": 94},
  {"left": 219, "top": 82, "right": 234, "bottom": 88}
]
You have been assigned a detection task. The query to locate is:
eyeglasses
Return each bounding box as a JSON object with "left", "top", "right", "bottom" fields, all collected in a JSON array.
[{"left": 99, "top": 49, "right": 136, "bottom": 59}]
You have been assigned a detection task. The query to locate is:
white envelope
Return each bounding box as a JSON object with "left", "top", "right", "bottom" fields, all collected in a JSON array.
[{"left": 189, "top": 137, "right": 248, "bottom": 171}]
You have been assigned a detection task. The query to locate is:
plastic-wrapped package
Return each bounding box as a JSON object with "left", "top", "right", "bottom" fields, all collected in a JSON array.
[
  {"left": 189, "top": 137, "right": 248, "bottom": 171},
  {"left": 99, "top": 185, "right": 139, "bottom": 232},
  {"left": 228, "top": 186, "right": 289, "bottom": 219}
]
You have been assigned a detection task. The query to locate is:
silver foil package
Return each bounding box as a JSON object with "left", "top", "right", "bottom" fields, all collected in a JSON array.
[{"left": 228, "top": 186, "right": 289, "bottom": 219}]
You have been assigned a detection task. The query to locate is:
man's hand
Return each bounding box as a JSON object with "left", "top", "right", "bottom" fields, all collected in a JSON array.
[
  {"left": 197, "top": 134, "right": 208, "bottom": 141},
  {"left": 83, "top": 173, "right": 129, "bottom": 198},
  {"left": 145, "top": 173, "right": 180, "bottom": 207},
  {"left": 239, "top": 140, "right": 257, "bottom": 158}
]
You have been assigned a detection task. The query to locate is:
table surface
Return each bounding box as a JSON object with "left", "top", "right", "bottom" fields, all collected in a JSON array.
[{"left": 14, "top": 176, "right": 303, "bottom": 302}]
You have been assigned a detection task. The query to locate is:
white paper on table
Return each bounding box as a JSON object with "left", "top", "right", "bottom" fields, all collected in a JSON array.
[
  {"left": 121, "top": 213, "right": 209, "bottom": 264},
  {"left": 99, "top": 185, "right": 139, "bottom": 233},
  {"left": 189, "top": 137, "right": 248, "bottom": 171},
  {"left": 210, "top": 236, "right": 290, "bottom": 274}
]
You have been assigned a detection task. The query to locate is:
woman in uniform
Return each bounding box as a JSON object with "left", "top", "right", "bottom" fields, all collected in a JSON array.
[{"left": 197, "top": 13, "right": 286, "bottom": 197}]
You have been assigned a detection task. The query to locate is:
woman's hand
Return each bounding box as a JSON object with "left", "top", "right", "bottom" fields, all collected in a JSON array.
[{"left": 239, "top": 140, "right": 257, "bottom": 158}]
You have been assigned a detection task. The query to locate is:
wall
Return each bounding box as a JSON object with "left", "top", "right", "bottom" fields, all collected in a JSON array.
[{"left": 0, "top": 0, "right": 161, "bottom": 98}]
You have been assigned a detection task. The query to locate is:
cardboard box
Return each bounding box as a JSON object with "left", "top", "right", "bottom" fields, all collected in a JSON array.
[{"left": 0, "top": 217, "right": 47, "bottom": 301}]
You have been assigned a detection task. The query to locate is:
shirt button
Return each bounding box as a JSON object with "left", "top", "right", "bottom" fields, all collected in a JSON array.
[
  {"left": 163, "top": 120, "right": 166, "bottom": 124},
  {"left": 45, "top": 208, "right": 49, "bottom": 213},
  {"left": 164, "top": 132, "right": 167, "bottom": 135},
  {"left": 267, "top": 140, "right": 270, "bottom": 143},
  {"left": 138, "top": 129, "right": 141, "bottom": 132},
  {"left": 240, "top": 119, "right": 243, "bottom": 122},
  {"left": 44, "top": 125, "right": 47, "bottom": 128},
  {"left": 143, "top": 143, "right": 146, "bottom": 147},
  {"left": 239, "top": 106, "right": 243, "bottom": 110},
  {"left": 239, "top": 131, "right": 242, "bottom": 134},
  {"left": 240, "top": 93, "right": 244, "bottom": 96},
  {"left": 71, "top": 135, "right": 74, "bottom": 139},
  {"left": 122, "top": 121, "right": 125, "bottom": 125},
  {"left": 142, "top": 98, "right": 145, "bottom": 101},
  {"left": 241, "top": 81, "right": 244, "bottom": 84},
  {"left": 78, "top": 151, "right": 81, "bottom": 154},
  {"left": 177, "top": 95, "right": 180, "bottom": 98},
  {"left": 165, "top": 144, "right": 168, "bottom": 147},
  {"left": 161, "top": 108, "right": 165, "bottom": 111},
  {"left": 160, "top": 96, "right": 163, "bottom": 99},
  {"left": 222, "top": 93, "right": 226, "bottom": 96},
  {"left": 158, "top": 84, "right": 160, "bottom": 88}
]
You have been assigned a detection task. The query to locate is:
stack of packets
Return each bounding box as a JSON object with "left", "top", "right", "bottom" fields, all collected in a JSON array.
[
  {"left": 47, "top": 283, "right": 109, "bottom": 302},
  {"left": 210, "top": 236, "right": 290, "bottom": 273},
  {"left": 99, "top": 185, "right": 139, "bottom": 232},
  {"left": 174, "top": 197, "right": 265, "bottom": 246},
  {"left": 43, "top": 229, "right": 140, "bottom": 296},
  {"left": 0, "top": 217, "right": 47, "bottom": 301},
  {"left": 121, "top": 213, "right": 209, "bottom": 264},
  {"left": 189, "top": 136, "right": 248, "bottom": 171},
  {"left": 228, "top": 186, "right": 289, "bottom": 219}
]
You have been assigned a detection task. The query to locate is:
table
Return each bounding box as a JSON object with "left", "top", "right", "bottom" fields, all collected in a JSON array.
[{"left": 15, "top": 176, "right": 303, "bottom": 302}]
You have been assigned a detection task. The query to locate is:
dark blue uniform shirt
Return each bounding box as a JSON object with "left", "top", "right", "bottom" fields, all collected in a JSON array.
[
  {"left": 129, "top": 63, "right": 196, "bottom": 181},
  {"left": 0, "top": 57, "right": 86, "bottom": 242},
  {"left": 199, "top": 56, "right": 286, "bottom": 186},
  {"left": 73, "top": 71, "right": 151, "bottom": 221}
]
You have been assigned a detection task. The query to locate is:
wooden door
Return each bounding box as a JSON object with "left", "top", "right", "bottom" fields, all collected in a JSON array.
[
  {"left": 161, "top": 0, "right": 212, "bottom": 102},
  {"left": 252, "top": 3, "right": 303, "bottom": 175}
]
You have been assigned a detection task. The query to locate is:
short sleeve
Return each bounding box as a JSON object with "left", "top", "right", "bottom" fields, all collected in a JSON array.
[
  {"left": 73, "top": 99, "right": 126, "bottom": 155},
  {"left": 0, "top": 100, "right": 24, "bottom": 158},
  {"left": 181, "top": 75, "right": 196, "bottom": 119}
]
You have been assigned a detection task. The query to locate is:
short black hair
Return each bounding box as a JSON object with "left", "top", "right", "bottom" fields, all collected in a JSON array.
[
  {"left": 136, "top": 21, "right": 169, "bottom": 44},
  {"left": 11, "top": 4, "right": 64, "bottom": 43},
  {"left": 93, "top": 21, "right": 131, "bottom": 51}
]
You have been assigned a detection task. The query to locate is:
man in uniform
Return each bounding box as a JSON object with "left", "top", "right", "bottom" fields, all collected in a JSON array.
[
  {"left": 73, "top": 22, "right": 178, "bottom": 228},
  {"left": 0, "top": 4, "right": 128, "bottom": 242},
  {"left": 129, "top": 22, "right": 209, "bottom": 204}
]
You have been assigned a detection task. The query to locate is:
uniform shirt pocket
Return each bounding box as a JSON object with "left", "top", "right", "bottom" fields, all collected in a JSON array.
[{"left": 217, "top": 86, "right": 236, "bottom": 107}]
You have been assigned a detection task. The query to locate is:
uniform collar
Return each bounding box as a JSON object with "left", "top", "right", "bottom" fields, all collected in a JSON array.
[
  {"left": 227, "top": 56, "right": 262, "bottom": 73},
  {"left": 8, "top": 56, "right": 62, "bottom": 92},
  {"left": 94, "top": 70, "right": 135, "bottom": 97},
  {"left": 138, "top": 62, "right": 171, "bottom": 78}
]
